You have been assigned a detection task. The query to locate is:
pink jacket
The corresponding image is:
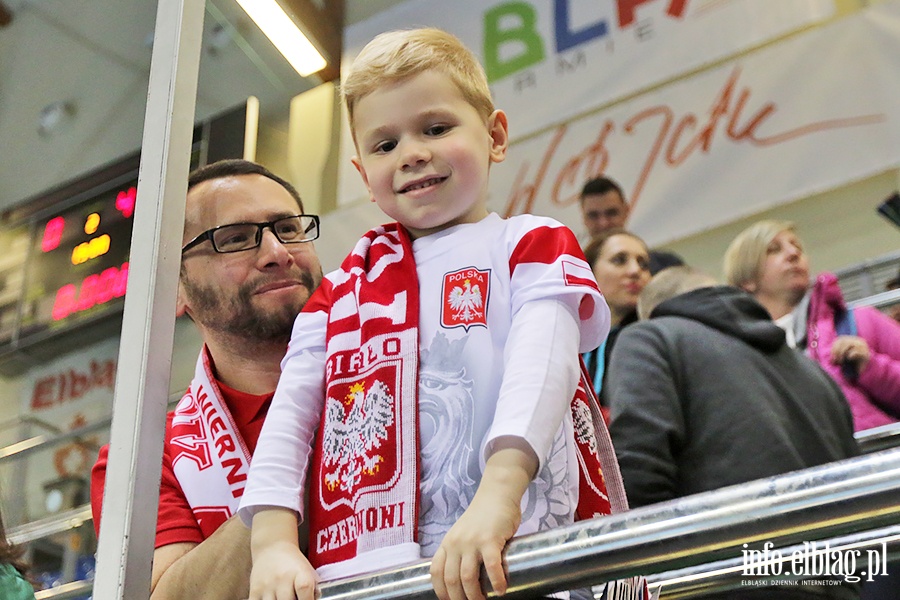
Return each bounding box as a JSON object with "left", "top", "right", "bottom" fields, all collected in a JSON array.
[{"left": 807, "top": 272, "right": 900, "bottom": 431}]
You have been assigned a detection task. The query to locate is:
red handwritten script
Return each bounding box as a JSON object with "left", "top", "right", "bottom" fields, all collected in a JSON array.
[{"left": 504, "top": 66, "right": 885, "bottom": 217}]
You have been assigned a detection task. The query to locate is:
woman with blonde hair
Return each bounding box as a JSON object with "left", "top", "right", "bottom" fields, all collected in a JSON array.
[{"left": 724, "top": 220, "right": 900, "bottom": 431}]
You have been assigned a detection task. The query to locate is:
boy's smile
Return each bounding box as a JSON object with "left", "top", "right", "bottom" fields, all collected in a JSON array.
[{"left": 351, "top": 69, "right": 508, "bottom": 239}]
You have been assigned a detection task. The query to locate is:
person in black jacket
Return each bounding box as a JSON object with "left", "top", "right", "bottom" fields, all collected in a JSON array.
[{"left": 608, "top": 266, "right": 860, "bottom": 599}]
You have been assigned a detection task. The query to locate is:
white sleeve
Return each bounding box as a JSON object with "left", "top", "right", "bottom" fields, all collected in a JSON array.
[
  {"left": 237, "top": 310, "right": 327, "bottom": 525},
  {"left": 484, "top": 298, "right": 581, "bottom": 471}
]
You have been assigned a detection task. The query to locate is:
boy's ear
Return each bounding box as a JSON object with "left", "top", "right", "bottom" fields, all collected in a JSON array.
[
  {"left": 351, "top": 155, "right": 377, "bottom": 202},
  {"left": 487, "top": 109, "right": 510, "bottom": 164}
]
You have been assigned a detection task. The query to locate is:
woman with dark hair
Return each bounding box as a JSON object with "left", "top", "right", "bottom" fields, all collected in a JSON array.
[
  {"left": 0, "top": 509, "right": 35, "bottom": 600},
  {"left": 582, "top": 228, "right": 652, "bottom": 414}
]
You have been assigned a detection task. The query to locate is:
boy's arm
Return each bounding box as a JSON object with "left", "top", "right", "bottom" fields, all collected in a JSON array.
[
  {"left": 432, "top": 298, "right": 582, "bottom": 600},
  {"left": 431, "top": 440, "right": 536, "bottom": 600},
  {"left": 248, "top": 508, "right": 318, "bottom": 600}
]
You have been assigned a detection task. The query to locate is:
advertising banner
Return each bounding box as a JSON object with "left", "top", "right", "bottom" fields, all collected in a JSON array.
[
  {"left": 322, "top": 1, "right": 900, "bottom": 254},
  {"left": 489, "top": 2, "right": 900, "bottom": 244}
]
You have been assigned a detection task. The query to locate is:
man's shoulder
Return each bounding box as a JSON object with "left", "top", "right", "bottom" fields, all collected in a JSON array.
[
  {"left": 623, "top": 315, "right": 697, "bottom": 336},
  {"left": 502, "top": 212, "right": 567, "bottom": 233},
  {"left": 617, "top": 316, "right": 724, "bottom": 355}
]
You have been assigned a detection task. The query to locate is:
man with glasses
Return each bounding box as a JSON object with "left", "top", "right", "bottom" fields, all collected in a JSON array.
[{"left": 91, "top": 159, "right": 323, "bottom": 600}]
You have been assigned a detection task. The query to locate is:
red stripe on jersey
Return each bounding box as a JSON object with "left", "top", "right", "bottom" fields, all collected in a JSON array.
[
  {"left": 508, "top": 225, "right": 586, "bottom": 273},
  {"left": 562, "top": 260, "right": 601, "bottom": 293}
]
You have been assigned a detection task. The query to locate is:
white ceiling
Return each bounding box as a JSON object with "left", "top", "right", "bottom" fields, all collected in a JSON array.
[{"left": 0, "top": 0, "right": 406, "bottom": 213}]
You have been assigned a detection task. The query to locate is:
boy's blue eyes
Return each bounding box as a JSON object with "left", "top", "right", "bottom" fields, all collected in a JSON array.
[
  {"left": 376, "top": 141, "right": 397, "bottom": 153},
  {"left": 372, "top": 124, "right": 453, "bottom": 153}
]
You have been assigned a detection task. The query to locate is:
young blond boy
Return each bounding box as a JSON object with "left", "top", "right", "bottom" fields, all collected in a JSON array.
[{"left": 238, "top": 28, "right": 613, "bottom": 600}]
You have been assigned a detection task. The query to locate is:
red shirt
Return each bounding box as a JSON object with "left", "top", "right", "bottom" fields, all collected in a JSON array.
[{"left": 90, "top": 380, "right": 272, "bottom": 547}]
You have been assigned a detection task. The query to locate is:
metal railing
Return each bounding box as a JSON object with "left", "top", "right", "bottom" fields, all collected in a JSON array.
[
  {"left": 311, "top": 448, "right": 900, "bottom": 599},
  {"left": 34, "top": 580, "right": 93, "bottom": 600},
  {"left": 855, "top": 421, "right": 900, "bottom": 454},
  {"left": 848, "top": 287, "right": 900, "bottom": 311},
  {"left": 0, "top": 419, "right": 106, "bottom": 462},
  {"left": 7, "top": 504, "right": 93, "bottom": 547},
  {"left": 647, "top": 524, "right": 900, "bottom": 599},
  {"left": 835, "top": 248, "right": 900, "bottom": 302}
]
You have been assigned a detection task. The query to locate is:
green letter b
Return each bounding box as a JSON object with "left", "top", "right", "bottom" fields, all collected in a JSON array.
[{"left": 483, "top": 2, "right": 545, "bottom": 83}]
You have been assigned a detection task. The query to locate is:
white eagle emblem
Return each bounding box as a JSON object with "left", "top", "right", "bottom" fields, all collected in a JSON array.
[
  {"left": 572, "top": 398, "right": 598, "bottom": 457},
  {"left": 447, "top": 279, "right": 483, "bottom": 323},
  {"left": 322, "top": 379, "right": 395, "bottom": 493}
]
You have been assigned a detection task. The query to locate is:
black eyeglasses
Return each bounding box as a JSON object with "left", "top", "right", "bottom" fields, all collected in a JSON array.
[{"left": 182, "top": 214, "right": 320, "bottom": 254}]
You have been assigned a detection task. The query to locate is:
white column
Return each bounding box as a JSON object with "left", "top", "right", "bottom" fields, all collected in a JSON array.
[{"left": 92, "top": 0, "right": 204, "bottom": 597}]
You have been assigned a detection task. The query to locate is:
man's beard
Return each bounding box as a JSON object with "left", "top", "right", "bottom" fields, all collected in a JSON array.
[{"left": 183, "top": 269, "right": 319, "bottom": 344}]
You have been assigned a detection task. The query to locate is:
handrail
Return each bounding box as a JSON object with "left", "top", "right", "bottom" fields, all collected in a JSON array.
[
  {"left": 7, "top": 504, "right": 93, "bottom": 546},
  {"left": 848, "top": 288, "right": 900, "bottom": 310},
  {"left": 647, "top": 523, "right": 900, "bottom": 598},
  {"left": 0, "top": 414, "right": 62, "bottom": 436},
  {"left": 35, "top": 580, "right": 93, "bottom": 600},
  {"left": 313, "top": 448, "right": 900, "bottom": 599},
  {"left": 0, "top": 393, "right": 182, "bottom": 464},
  {"left": 8, "top": 423, "right": 900, "bottom": 600},
  {"left": 855, "top": 422, "right": 900, "bottom": 454},
  {"left": 38, "top": 523, "right": 900, "bottom": 600},
  {"left": 0, "top": 419, "right": 107, "bottom": 462}
]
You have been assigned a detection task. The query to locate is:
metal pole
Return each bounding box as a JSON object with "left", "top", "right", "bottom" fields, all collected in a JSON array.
[
  {"left": 92, "top": 0, "right": 204, "bottom": 597},
  {"left": 316, "top": 448, "right": 900, "bottom": 599},
  {"left": 649, "top": 524, "right": 900, "bottom": 598},
  {"left": 856, "top": 422, "right": 900, "bottom": 454}
]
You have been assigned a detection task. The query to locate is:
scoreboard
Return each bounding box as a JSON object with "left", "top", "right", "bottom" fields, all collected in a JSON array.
[
  {"left": 0, "top": 103, "right": 249, "bottom": 373},
  {"left": 0, "top": 163, "right": 139, "bottom": 367}
]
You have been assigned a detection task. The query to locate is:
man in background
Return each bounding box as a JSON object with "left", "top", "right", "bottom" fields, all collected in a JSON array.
[
  {"left": 607, "top": 266, "right": 859, "bottom": 598},
  {"left": 579, "top": 175, "right": 684, "bottom": 274},
  {"left": 91, "top": 159, "right": 323, "bottom": 600}
]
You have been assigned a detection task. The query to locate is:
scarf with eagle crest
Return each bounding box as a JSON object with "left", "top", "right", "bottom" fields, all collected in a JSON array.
[{"left": 303, "top": 222, "right": 637, "bottom": 594}]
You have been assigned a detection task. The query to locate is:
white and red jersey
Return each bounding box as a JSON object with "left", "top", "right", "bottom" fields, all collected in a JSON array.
[
  {"left": 238, "top": 212, "right": 609, "bottom": 579},
  {"left": 411, "top": 213, "right": 607, "bottom": 555}
]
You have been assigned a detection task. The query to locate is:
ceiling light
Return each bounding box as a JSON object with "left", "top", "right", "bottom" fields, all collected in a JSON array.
[
  {"left": 38, "top": 101, "right": 76, "bottom": 137},
  {"left": 235, "top": 0, "right": 327, "bottom": 77}
]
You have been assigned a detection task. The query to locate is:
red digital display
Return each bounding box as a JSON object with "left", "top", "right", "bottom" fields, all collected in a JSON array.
[
  {"left": 51, "top": 262, "right": 129, "bottom": 321},
  {"left": 15, "top": 177, "right": 137, "bottom": 342},
  {"left": 42, "top": 216, "right": 65, "bottom": 253},
  {"left": 0, "top": 105, "right": 239, "bottom": 369}
]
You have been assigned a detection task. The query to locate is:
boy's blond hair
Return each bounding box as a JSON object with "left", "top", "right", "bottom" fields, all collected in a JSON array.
[
  {"left": 723, "top": 220, "right": 797, "bottom": 289},
  {"left": 342, "top": 28, "right": 495, "bottom": 128}
]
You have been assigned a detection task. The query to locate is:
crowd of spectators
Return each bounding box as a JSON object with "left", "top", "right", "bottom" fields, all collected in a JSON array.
[{"left": 577, "top": 175, "right": 900, "bottom": 600}]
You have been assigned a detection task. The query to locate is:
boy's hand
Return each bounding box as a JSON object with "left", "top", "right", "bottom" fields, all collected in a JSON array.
[
  {"left": 249, "top": 508, "right": 318, "bottom": 600},
  {"left": 249, "top": 541, "right": 317, "bottom": 600},
  {"left": 431, "top": 441, "right": 537, "bottom": 600}
]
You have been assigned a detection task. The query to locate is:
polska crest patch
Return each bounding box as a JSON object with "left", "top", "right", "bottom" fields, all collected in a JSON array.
[{"left": 441, "top": 267, "right": 490, "bottom": 331}]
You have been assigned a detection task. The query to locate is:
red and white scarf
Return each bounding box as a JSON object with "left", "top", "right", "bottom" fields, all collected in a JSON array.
[
  {"left": 304, "top": 224, "right": 634, "bottom": 585},
  {"left": 169, "top": 348, "right": 252, "bottom": 534}
]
